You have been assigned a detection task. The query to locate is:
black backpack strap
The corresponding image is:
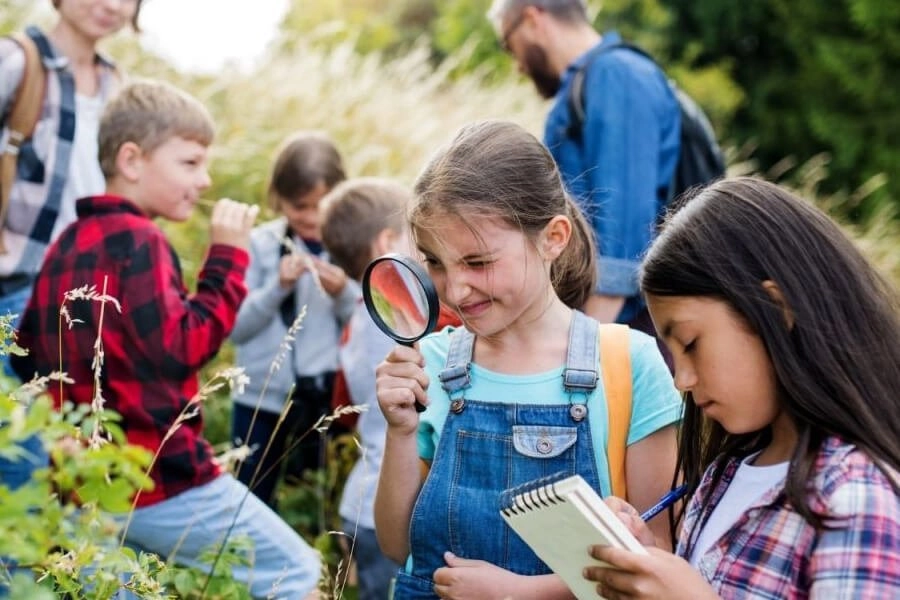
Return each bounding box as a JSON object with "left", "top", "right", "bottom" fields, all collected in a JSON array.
[
  {"left": 566, "top": 41, "right": 636, "bottom": 141},
  {"left": 566, "top": 41, "right": 673, "bottom": 141},
  {"left": 438, "top": 327, "right": 475, "bottom": 395}
]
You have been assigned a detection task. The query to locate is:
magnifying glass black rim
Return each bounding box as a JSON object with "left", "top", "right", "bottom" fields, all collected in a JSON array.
[{"left": 362, "top": 253, "right": 440, "bottom": 345}]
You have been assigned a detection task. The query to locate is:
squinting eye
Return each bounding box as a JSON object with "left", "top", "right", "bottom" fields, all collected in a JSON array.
[{"left": 683, "top": 340, "right": 696, "bottom": 353}]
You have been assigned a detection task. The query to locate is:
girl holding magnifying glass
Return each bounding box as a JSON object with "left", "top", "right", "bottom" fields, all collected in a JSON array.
[{"left": 374, "top": 120, "right": 682, "bottom": 599}]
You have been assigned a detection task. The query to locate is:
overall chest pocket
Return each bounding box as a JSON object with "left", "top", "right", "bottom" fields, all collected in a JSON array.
[{"left": 512, "top": 425, "right": 578, "bottom": 458}]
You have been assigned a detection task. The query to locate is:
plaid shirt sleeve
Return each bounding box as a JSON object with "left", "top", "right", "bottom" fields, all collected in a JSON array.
[
  {"left": 116, "top": 235, "right": 248, "bottom": 373},
  {"left": 808, "top": 459, "right": 900, "bottom": 598}
]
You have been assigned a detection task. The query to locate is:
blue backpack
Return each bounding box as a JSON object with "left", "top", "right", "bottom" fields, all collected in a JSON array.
[{"left": 566, "top": 41, "right": 726, "bottom": 201}]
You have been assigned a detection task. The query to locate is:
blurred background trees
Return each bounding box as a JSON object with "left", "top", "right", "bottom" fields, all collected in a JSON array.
[
  {"left": 4, "top": 0, "right": 896, "bottom": 216},
  {"left": 271, "top": 0, "right": 898, "bottom": 217}
]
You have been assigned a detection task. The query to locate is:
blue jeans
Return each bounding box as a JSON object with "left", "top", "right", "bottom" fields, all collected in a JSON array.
[
  {"left": 341, "top": 520, "right": 398, "bottom": 600},
  {"left": 122, "top": 474, "right": 320, "bottom": 599}
]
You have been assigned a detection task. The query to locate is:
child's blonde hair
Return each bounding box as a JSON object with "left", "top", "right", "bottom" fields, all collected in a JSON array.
[
  {"left": 98, "top": 79, "right": 215, "bottom": 180},
  {"left": 320, "top": 177, "right": 411, "bottom": 281},
  {"left": 267, "top": 131, "right": 346, "bottom": 211}
]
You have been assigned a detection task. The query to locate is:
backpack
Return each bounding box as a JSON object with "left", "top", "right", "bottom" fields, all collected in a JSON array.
[
  {"left": 566, "top": 41, "right": 726, "bottom": 202},
  {"left": 598, "top": 323, "right": 632, "bottom": 499},
  {"left": 0, "top": 32, "right": 45, "bottom": 254}
]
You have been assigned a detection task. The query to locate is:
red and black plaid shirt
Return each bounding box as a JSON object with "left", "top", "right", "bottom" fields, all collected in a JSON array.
[{"left": 13, "top": 195, "right": 249, "bottom": 507}]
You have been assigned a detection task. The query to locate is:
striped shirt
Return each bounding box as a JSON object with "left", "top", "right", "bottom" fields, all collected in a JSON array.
[
  {"left": 0, "top": 26, "right": 119, "bottom": 291},
  {"left": 678, "top": 436, "right": 900, "bottom": 598},
  {"left": 12, "top": 195, "right": 249, "bottom": 506}
]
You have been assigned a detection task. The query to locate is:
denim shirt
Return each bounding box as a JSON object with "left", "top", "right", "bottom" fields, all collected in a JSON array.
[{"left": 544, "top": 31, "right": 680, "bottom": 322}]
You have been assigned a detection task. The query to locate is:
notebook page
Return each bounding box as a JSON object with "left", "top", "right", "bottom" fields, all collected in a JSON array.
[{"left": 500, "top": 474, "right": 648, "bottom": 600}]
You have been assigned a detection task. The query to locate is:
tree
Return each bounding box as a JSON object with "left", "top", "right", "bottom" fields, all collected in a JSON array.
[{"left": 665, "top": 0, "right": 900, "bottom": 213}]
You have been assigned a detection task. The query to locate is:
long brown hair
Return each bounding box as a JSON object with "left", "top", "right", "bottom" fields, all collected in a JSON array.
[{"left": 412, "top": 120, "right": 596, "bottom": 309}]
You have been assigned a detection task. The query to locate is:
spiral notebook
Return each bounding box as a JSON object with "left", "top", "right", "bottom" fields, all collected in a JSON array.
[{"left": 500, "top": 473, "right": 648, "bottom": 600}]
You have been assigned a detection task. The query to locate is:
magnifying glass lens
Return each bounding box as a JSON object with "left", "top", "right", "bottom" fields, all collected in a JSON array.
[
  {"left": 368, "top": 261, "right": 431, "bottom": 340},
  {"left": 362, "top": 254, "right": 441, "bottom": 413}
]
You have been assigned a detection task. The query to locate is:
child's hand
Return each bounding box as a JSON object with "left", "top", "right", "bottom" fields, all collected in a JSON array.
[
  {"left": 310, "top": 256, "right": 348, "bottom": 296},
  {"left": 279, "top": 254, "right": 307, "bottom": 289},
  {"left": 584, "top": 546, "right": 718, "bottom": 600},
  {"left": 604, "top": 496, "right": 658, "bottom": 547},
  {"left": 375, "top": 344, "right": 429, "bottom": 436},
  {"left": 209, "top": 199, "right": 259, "bottom": 249},
  {"left": 433, "top": 552, "right": 531, "bottom": 600}
]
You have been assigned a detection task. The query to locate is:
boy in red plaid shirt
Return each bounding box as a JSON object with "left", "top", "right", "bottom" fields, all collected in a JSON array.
[{"left": 12, "top": 79, "right": 320, "bottom": 599}]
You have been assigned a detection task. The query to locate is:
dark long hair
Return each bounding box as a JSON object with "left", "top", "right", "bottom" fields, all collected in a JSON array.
[{"left": 642, "top": 177, "right": 900, "bottom": 547}]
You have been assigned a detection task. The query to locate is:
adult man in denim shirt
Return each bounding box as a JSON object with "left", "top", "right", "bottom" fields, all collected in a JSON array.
[{"left": 488, "top": 0, "right": 679, "bottom": 347}]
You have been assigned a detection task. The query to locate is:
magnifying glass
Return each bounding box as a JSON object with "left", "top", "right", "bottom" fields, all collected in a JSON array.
[{"left": 362, "top": 253, "right": 441, "bottom": 412}]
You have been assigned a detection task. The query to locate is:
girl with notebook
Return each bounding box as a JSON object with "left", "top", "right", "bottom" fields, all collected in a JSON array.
[{"left": 585, "top": 177, "right": 900, "bottom": 598}]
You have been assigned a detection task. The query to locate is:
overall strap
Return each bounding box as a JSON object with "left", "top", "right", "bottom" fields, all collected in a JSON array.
[
  {"left": 563, "top": 310, "right": 600, "bottom": 393},
  {"left": 438, "top": 327, "right": 475, "bottom": 394}
]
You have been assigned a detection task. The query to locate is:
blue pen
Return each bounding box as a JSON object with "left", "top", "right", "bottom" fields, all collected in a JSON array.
[{"left": 640, "top": 484, "right": 689, "bottom": 521}]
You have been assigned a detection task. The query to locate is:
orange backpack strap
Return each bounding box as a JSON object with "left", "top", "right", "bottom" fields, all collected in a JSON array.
[
  {"left": 599, "top": 323, "right": 633, "bottom": 499},
  {"left": 1, "top": 32, "right": 46, "bottom": 254}
]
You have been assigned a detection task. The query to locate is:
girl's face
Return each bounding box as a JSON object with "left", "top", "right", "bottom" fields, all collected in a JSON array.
[
  {"left": 56, "top": 0, "right": 138, "bottom": 42},
  {"left": 647, "top": 294, "right": 781, "bottom": 434},
  {"left": 279, "top": 181, "right": 329, "bottom": 241},
  {"left": 417, "top": 214, "right": 554, "bottom": 337}
]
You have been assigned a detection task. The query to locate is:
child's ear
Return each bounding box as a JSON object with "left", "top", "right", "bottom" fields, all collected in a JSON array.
[
  {"left": 114, "top": 141, "right": 144, "bottom": 183},
  {"left": 540, "top": 215, "right": 571, "bottom": 261},
  {"left": 371, "top": 228, "right": 396, "bottom": 258},
  {"left": 762, "top": 280, "right": 794, "bottom": 330}
]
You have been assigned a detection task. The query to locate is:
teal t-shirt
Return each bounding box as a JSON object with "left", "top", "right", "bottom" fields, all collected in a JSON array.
[{"left": 417, "top": 326, "right": 682, "bottom": 498}]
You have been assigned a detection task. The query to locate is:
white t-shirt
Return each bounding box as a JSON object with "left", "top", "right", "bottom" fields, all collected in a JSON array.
[
  {"left": 56, "top": 92, "right": 105, "bottom": 237},
  {"left": 689, "top": 452, "right": 788, "bottom": 567}
]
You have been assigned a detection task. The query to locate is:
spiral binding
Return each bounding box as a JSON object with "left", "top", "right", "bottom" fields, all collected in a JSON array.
[{"left": 500, "top": 471, "right": 571, "bottom": 516}]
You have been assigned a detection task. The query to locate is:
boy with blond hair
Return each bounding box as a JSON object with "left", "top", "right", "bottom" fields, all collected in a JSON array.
[{"left": 11, "top": 79, "right": 321, "bottom": 599}]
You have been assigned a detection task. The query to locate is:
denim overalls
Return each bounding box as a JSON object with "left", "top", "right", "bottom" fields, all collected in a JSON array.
[{"left": 392, "top": 311, "right": 604, "bottom": 598}]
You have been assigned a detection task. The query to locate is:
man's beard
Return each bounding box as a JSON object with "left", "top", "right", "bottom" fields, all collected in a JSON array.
[{"left": 524, "top": 44, "right": 561, "bottom": 99}]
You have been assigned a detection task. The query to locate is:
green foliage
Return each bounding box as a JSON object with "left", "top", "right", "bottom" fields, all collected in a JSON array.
[
  {"left": 159, "top": 536, "right": 254, "bottom": 599},
  {"left": 431, "top": 0, "right": 511, "bottom": 76},
  {"left": 664, "top": 0, "right": 899, "bottom": 215},
  {"left": 0, "top": 312, "right": 260, "bottom": 597},
  {"left": 278, "top": 432, "right": 359, "bottom": 596},
  {"left": 0, "top": 389, "right": 167, "bottom": 598}
]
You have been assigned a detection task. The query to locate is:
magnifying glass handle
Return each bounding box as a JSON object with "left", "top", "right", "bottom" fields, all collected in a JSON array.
[{"left": 399, "top": 340, "right": 427, "bottom": 413}]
